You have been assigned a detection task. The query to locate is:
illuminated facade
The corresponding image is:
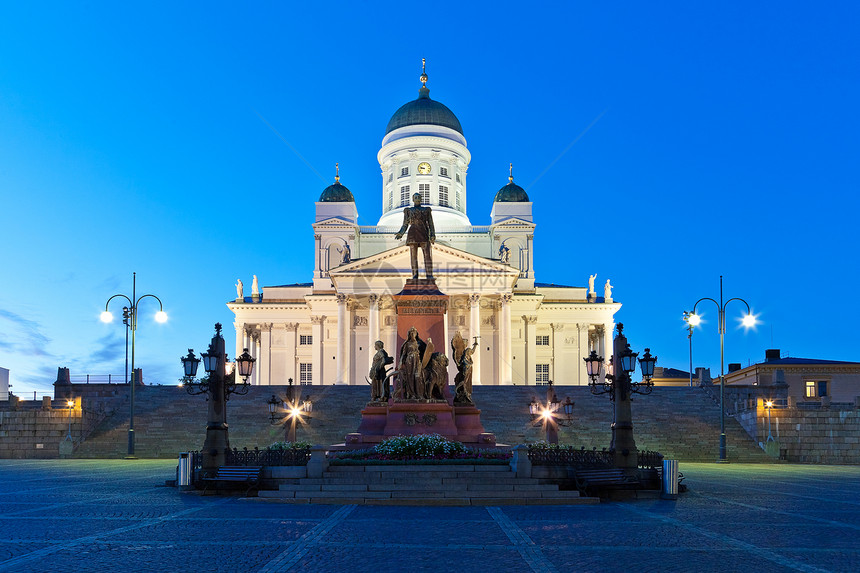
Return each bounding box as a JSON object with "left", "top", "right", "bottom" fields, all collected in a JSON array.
[{"left": 228, "top": 66, "right": 620, "bottom": 387}]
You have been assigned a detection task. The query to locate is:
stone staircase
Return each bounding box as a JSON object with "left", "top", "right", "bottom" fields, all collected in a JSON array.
[
  {"left": 70, "top": 385, "right": 769, "bottom": 463},
  {"left": 257, "top": 464, "right": 598, "bottom": 505}
]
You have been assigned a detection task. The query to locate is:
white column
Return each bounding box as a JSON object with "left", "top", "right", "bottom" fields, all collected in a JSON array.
[
  {"left": 523, "top": 316, "right": 538, "bottom": 385},
  {"left": 578, "top": 323, "right": 589, "bottom": 386},
  {"left": 336, "top": 294, "right": 348, "bottom": 384},
  {"left": 368, "top": 294, "right": 380, "bottom": 372},
  {"left": 254, "top": 332, "right": 263, "bottom": 385},
  {"left": 259, "top": 323, "right": 272, "bottom": 385},
  {"left": 314, "top": 234, "right": 322, "bottom": 278},
  {"left": 233, "top": 322, "right": 243, "bottom": 364},
  {"left": 500, "top": 294, "right": 513, "bottom": 385},
  {"left": 311, "top": 316, "right": 324, "bottom": 385},
  {"left": 551, "top": 323, "right": 563, "bottom": 382},
  {"left": 469, "top": 294, "right": 481, "bottom": 385},
  {"left": 284, "top": 323, "right": 298, "bottom": 384}
]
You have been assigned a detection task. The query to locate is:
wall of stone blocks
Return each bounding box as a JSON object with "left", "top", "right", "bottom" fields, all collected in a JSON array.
[
  {"left": 738, "top": 406, "right": 860, "bottom": 464},
  {"left": 0, "top": 409, "right": 81, "bottom": 459}
]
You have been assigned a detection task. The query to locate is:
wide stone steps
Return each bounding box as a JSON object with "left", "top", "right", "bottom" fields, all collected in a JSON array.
[
  {"left": 71, "top": 385, "right": 771, "bottom": 463},
  {"left": 257, "top": 464, "right": 598, "bottom": 505}
]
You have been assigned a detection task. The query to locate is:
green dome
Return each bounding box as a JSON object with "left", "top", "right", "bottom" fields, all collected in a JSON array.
[
  {"left": 319, "top": 181, "right": 354, "bottom": 202},
  {"left": 385, "top": 86, "right": 463, "bottom": 136},
  {"left": 494, "top": 181, "right": 529, "bottom": 202}
]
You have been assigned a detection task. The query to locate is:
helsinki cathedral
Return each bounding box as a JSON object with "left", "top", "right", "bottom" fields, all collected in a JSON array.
[{"left": 228, "top": 64, "right": 619, "bottom": 388}]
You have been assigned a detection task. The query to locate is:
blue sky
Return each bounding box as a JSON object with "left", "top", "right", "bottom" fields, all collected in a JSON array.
[{"left": 1, "top": 2, "right": 858, "bottom": 396}]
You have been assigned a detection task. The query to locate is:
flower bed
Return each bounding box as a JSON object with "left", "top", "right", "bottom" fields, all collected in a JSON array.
[{"left": 330, "top": 434, "right": 511, "bottom": 465}]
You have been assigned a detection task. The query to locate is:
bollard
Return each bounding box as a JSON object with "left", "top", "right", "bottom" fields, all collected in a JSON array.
[
  {"left": 177, "top": 453, "right": 192, "bottom": 489},
  {"left": 661, "top": 459, "right": 679, "bottom": 500}
]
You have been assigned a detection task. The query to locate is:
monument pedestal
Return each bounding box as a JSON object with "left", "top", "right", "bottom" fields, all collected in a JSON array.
[
  {"left": 345, "top": 398, "right": 496, "bottom": 448},
  {"left": 339, "top": 278, "right": 497, "bottom": 450},
  {"left": 393, "top": 279, "right": 448, "bottom": 362}
]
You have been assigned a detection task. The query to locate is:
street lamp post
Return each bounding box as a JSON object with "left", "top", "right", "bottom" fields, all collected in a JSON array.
[
  {"left": 181, "top": 323, "right": 256, "bottom": 473},
  {"left": 65, "top": 399, "right": 74, "bottom": 441},
  {"left": 583, "top": 323, "right": 657, "bottom": 471},
  {"left": 765, "top": 399, "right": 774, "bottom": 442},
  {"left": 528, "top": 380, "right": 574, "bottom": 444},
  {"left": 267, "top": 378, "right": 313, "bottom": 443},
  {"left": 687, "top": 275, "right": 756, "bottom": 463},
  {"left": 101, "top": 272, "right": 167, "bottom": 458},
  {"left": 682, "top": 311, "right": 694, "bottom": 387}
]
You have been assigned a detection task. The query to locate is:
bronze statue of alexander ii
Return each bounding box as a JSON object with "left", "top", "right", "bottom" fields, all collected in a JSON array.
[{"left": 395, "top": 192, "right": 435, "bottom": 280}]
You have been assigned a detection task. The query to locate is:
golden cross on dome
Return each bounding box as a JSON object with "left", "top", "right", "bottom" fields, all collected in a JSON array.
[
  {"left": 420, "top": 58, "right": 428, "bottom": 87},
  {"left": 335, "top": 162, "right": 340, "bottom": 183},
  {"left": 509, "top": 163, "right": 514, "bottom": 183}
]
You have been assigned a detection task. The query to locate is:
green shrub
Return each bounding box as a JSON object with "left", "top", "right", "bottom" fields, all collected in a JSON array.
[
  {"left": 266, "top": 440, "right": 312, "bottom": 451},
  {"left": 374, "top": 434, "right": 466, "bottom": 458}
]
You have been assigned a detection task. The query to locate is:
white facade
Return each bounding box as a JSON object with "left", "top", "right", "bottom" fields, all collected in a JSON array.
[{"left": 228, "top": 72, "right": 620, "bottom": 387}]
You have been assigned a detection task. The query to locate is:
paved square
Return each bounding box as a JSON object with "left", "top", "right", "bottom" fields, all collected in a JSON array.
[{"left": 1, "top": 460, "right": 859, "bottom": 572}]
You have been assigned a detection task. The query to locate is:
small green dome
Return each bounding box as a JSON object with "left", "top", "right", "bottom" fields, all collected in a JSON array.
[
  {"left": 494, "top": 181, "right": 529, "bottom": 202},
  {"left": 319, "top": 181, "right": 354, "bottom": 202}
]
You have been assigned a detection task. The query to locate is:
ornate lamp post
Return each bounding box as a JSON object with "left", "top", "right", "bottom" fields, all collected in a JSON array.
[
  {"left": 266, "top": 378, "right": 313, "bottom": 443},
  {"left": 583, "top": 323, "right": 657, "bottom": 471},
  {"left": 687, "top": 275, "right": 756, "bottom": 462},
  {"left": 101, "top": 272, "right": 167, "bottom": 458},
  {"left": 181, "top": 323, "right": 255, "bottom": 472},
  {"left": 528, "top": 380, "right": 574, "bottom": 444}
]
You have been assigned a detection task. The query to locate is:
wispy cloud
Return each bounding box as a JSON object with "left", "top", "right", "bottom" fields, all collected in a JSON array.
[
  {"left": 89, "top": 330, "right": 125, "bottom": 364},
  {"left": 0, "top": 308, "right": 53, "bottom": 357}
]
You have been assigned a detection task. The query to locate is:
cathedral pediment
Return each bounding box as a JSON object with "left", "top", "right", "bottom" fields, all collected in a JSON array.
[
  {"left": 313, "top": 217, "right": 358, "bottom": 227},
  {"left": 491, "top": 216, "right": 535, "bottom": 227},
  {"left": 330, "top": 244, "right": 518, "bottom": 295}
]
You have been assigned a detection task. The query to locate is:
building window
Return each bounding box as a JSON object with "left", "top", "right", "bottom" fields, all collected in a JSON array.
[
  {"left": 300, "top": 363, "right": 312, "bottom": 383},
  {"left": 440, "top": 167, "right": 448, "bottom": 177},
  {"left": 536, "top": 335, "right": 550, "bottom": 346},
  {"left": 439, "top": 185, "right": 449, "bottom": 207},
  {"left": 299, "top": 335, "right": 313, "bottom": 345},
  {"left": 456, "top": 173, "right": 461, "bottom": 183},
  {"left": 387, "top": 191, "right": 393, "bottom": 211},
  {"left": 400, "top": 166, "right": 409, "bottom": 177},
  {"left": 536, "top": 364, "right": 550, "bottom": 384},
  {"left": 805, "top": 380, "right": 828, "bottom": 399},
  {"left": 400, "top": 185, "right": 410, "bottom": 206},
  {"left": 419, "top": 183, "right": 430, "bottom": 204},
  {"left": 455, "top": 190, "right": 461, "bottom": 210}
]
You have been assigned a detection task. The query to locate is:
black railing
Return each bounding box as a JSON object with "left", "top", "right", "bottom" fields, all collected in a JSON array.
[
  {"left": 528, "top": 445, "right": 664, "bottom": 470},
  {"left": 636, "top": 450, "right": 664, "bottom": 469},
  {"left": 226, "top": 447, "right": 312, "bottom": 466},
  {"left": 189, "top": 447, "right": 312, "bottom": 468},
  {"left": 527, "top": 445, "right": 615, "bottom": 468}
]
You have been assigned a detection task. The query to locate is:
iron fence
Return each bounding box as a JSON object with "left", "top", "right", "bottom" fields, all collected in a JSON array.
[
  {"left": 189, "top": 447, "right": 311, "bottom": 469},
  {"left": 527, "top": 445, "right": 664, "bottom": 470},
  {"left": 527, "top": 446, "right": 614, "bottom": 468}
]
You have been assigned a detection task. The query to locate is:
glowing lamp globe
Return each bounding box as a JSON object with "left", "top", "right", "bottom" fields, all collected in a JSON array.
[{"left": 100, "top": 311, "right": 113, "bottom": 323}]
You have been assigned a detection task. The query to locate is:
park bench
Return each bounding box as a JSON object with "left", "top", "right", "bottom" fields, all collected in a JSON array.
[
  {"left": 573, "top": 468, "right": 641, "bottom": 496},
  {"left": 200, "top": 466, "right": 263, "bottom": 496}
]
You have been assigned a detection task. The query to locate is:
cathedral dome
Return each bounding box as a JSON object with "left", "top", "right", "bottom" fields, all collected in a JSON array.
[
  {"left": 385, "top": 94, "right": 463, "bottom": 136},
  {"left": 494, "top": 166, "right": 529, "bottom": 202},
  {"left": 319, "top": 164, "right": 354, "bottom": 202},
  {"left": 385, "top": 62, "right": 463, "bottom": 136}
]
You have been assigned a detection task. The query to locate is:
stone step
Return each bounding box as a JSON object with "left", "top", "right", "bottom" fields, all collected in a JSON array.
[{"left": 70, "top": 385, "right": 772, "bottom": 463}]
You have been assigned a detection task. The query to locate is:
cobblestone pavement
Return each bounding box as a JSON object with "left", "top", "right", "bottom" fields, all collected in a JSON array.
[{"left": 0, "top": 460, "right": 859, "bottom": 572}]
